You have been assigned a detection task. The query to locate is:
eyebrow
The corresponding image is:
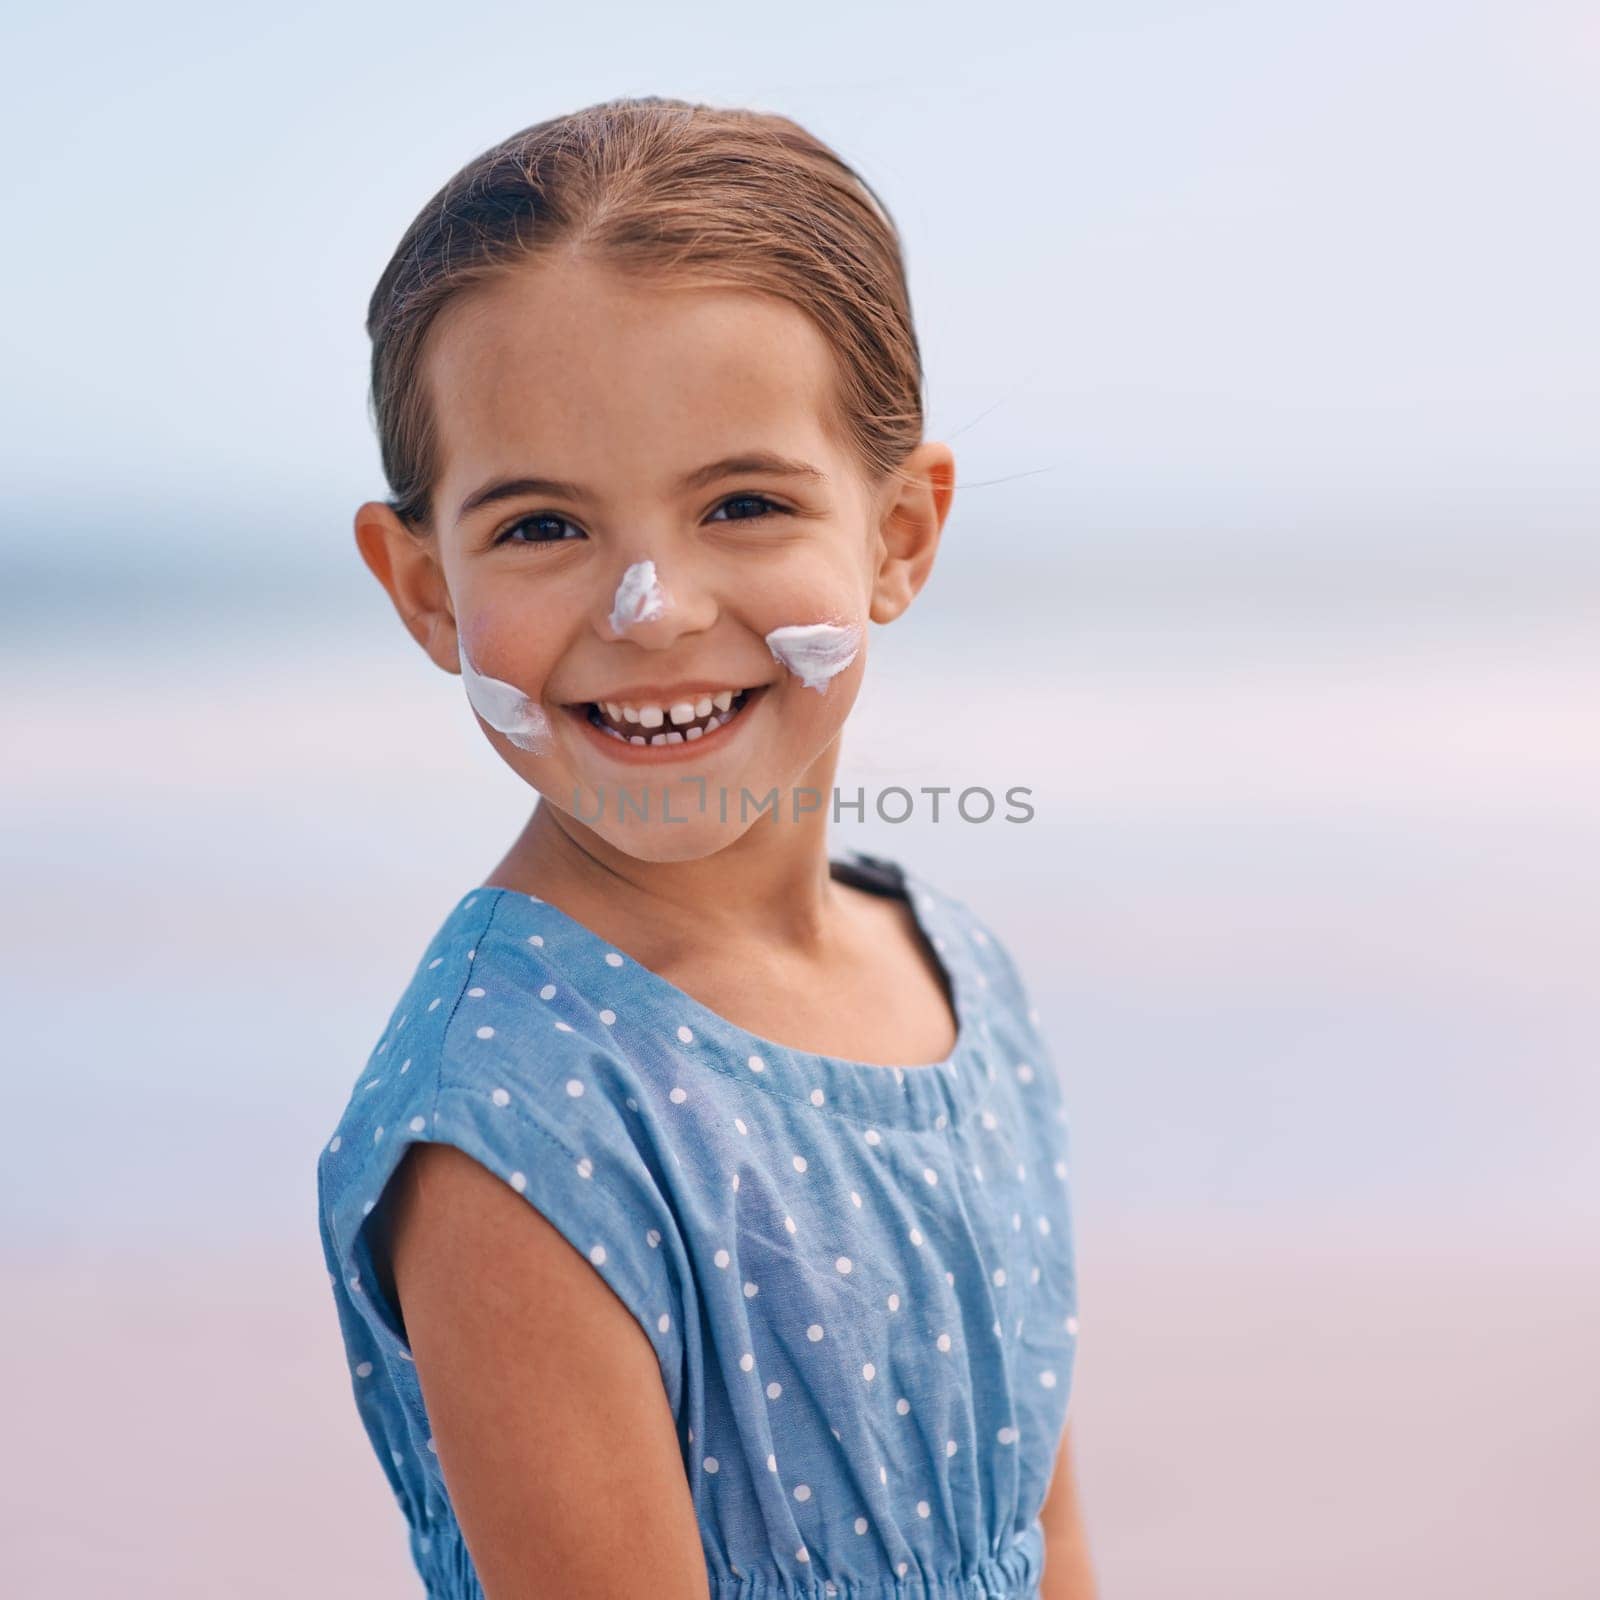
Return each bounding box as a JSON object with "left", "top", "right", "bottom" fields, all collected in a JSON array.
[{"left": 455, "top": 451, "right": 829, "bottom": 522}]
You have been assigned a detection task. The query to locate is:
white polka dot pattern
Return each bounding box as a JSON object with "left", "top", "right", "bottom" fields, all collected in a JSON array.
[{"left": 316, "top": 850, "right": 1076, "bottom": 1599}]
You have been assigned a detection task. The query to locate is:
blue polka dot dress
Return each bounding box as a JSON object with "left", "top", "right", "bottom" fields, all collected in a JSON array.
[{"left": 316, "top": 847, "right": 1080, "bottom": 1598}]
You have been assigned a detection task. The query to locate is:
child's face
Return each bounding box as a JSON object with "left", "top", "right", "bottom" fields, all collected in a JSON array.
[{"left": 367, "top": 253, "right": 950, "bottom": 861}]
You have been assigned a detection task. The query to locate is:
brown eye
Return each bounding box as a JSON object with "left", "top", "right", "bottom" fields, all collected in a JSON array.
[
  {"left": 494, "top": 514, "right": 585, "bottom": 546},
  {"left": 711, "top": 495, "right": 784, "bottom": 523}
]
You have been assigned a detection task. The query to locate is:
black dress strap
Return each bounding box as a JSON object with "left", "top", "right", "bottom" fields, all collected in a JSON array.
[{"left": 829, "top": 848, "right": 908, "bottom": 900}]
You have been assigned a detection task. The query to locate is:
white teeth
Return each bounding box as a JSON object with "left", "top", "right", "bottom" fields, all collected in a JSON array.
[{"left": 591, "top": 688, "right": 749, "bottom": 748}]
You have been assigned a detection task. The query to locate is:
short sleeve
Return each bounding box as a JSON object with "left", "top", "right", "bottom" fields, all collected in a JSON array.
[
  {"left": 319, "top": 1020, "right": 691, "bottom": 1421},
  {"left": 429, "top": 1068, "right": 689, "bottom": 1415}
]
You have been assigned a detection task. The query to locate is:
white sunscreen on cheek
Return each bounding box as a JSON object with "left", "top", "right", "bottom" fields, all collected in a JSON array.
[
  {"left": 764, "top": 621, "right": 862, "bottom": 692},
  {"left": 608, "top": 560, "right": 670, "bottom": 635},
  {"left": 457, "top": 634, "right": 553, "bottom": 754}
]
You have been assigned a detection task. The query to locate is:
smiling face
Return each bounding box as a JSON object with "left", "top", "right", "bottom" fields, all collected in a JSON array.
[{"left": 357, "top": 250, "right": 951, "bottom": 863}]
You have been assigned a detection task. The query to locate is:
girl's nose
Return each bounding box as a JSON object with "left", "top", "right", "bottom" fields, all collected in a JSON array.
[{"left": 598, "top": 558, "right": 716, "bottom": 649}]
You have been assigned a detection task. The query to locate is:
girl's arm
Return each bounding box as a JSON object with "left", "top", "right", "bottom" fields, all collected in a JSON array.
[
  {"left": 1038, "top": 1421, "right": 1099, "bottom": 1600},
  {"left": 377, "top": 1142, "right": 711, "bottom": 1600}
]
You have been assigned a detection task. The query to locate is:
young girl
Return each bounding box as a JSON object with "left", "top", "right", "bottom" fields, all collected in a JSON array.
[{"left": 316, "top": 96, "right": 1094, "bottom": 1600}]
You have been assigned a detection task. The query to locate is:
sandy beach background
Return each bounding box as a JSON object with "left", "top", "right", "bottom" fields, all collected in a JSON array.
[
  {"left": 5, "top": 607, "right": 1596, "bottom": 1596},
  {"left": 5, "top": 1230, "right": 1596, "bottom": 1597},
  {"left": 5, "top": 1, "right": 1599, "bottom": 1591}
]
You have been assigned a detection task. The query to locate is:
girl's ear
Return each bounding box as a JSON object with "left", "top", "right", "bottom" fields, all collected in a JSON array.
[
  {"left": 868, "top": 441, "right": 956, "bottom": 626},
  {"left": 353, "top": 502, "right": 460, "bottom": 674}
]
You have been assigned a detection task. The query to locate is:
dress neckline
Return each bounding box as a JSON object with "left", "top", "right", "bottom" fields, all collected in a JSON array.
[{"left": 459, "top": 846, "right": 991, "bottom": 1131}]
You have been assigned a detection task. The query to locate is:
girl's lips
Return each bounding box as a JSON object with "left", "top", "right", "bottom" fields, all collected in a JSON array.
[{"left": 563, "top": 684, "right": 768, "bottom": 764}]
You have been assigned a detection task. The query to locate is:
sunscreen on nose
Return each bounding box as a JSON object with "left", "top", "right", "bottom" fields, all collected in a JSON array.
[
  {"left": 764, "top": 621, "right": 861, "bottom": 692},
  {"left": 608, "top": 560, "right": 670, "bottom": 635},
  {"left": 457, "top": 633, "right": 553, "bottom": 753}
]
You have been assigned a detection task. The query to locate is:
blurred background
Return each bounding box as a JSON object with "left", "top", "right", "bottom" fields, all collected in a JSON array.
[{"left": 3, "top": 0, "right": 1596, "bottom": 1594}]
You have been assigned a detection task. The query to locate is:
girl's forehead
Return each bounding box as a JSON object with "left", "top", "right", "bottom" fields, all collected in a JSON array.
[{"left": 426, "top": 259, "right": 851, "bottom": 518}]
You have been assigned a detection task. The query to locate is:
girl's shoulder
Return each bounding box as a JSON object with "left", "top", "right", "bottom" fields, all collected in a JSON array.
[
  {"left": 882, "top": 853, "right": 1050, "bottom": 1024},
  {"left": 317, "top": 881, "right": 676, "bottom": 1213},
  {"left": 319, "top": 880, "right": 654, "bottom": 1119},
  {"left": 881, "top": 852, "right": 1068, "bottom": 1109},
  {"left": 316, "top": 885, "right": 691, "bottom": 1404}
]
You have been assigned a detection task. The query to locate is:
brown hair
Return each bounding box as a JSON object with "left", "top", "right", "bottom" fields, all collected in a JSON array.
[{"left": 365, "top": 95, "right": 925, "bottom": 530}]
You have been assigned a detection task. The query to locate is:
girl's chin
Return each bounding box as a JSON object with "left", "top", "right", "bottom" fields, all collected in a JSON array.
[{"left": 574, "top": 817, "right": 770, "bottom": 863}]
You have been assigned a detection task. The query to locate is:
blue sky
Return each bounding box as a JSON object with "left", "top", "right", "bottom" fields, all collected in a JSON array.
[{"left": 3, "top": 0, "right": 1595, "bottom": 613}]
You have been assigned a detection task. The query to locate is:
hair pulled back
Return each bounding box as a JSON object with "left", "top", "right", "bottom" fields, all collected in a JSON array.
[{"left": 365, "top": 95, "right": 926, "bottom": 530}]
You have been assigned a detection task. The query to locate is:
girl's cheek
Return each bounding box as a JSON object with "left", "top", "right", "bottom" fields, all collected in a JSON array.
[
  {"left": 456, "top": 625, "right": 555, "bottom": 756},
  {"left": 764, "top": 618, "right": 863, "bottom": 693}
]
